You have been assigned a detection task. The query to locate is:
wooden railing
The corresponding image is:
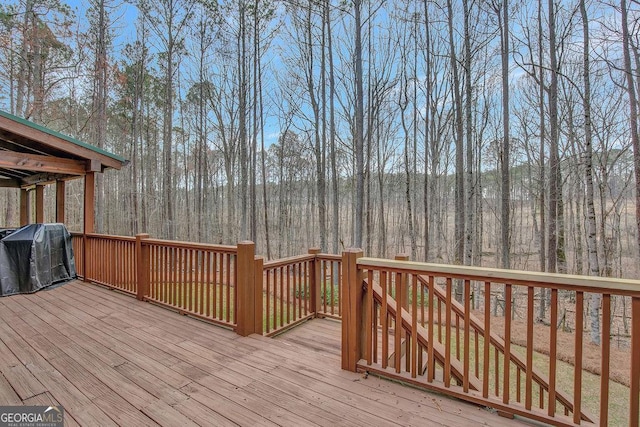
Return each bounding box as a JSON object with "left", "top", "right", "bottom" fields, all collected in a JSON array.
[
  {"left": 262, "top": 250, "right": 343, "bottom": 336},
  {"left": 342, "top": 249, "right": 640, "bottom": 426},
  {"left": 316, "top": 253, "right": 343, "bottom": 319},
  {"left": 70, "top": 232, "right": 84, "bottom": 277},
  {"left": 70, "top": 233, "right": 342, "bottom": 336},
  {"left": 143, "top": 237, "right": 239, "bottom": 329},
  {"left": 84, "top": 233, "right": 137, "bottom": 295},
  {"left": 68, "top": 233, "right": 640, "bottom": 424},
  {"left": 263, "top": 253, "right": 316, "bottom": 336},
  {"left": 70, "top": 234, "right": 254, "bottom": 333}
]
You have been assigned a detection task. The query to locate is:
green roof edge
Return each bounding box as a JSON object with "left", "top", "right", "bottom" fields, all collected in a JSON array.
[{"left": 0, "top": 109, "right": 127, "bottom": 164}]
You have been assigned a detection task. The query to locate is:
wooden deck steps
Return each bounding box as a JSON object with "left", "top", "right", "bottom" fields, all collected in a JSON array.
[{"left": 0, "top": 281, "right": 534, "bottom": 426}]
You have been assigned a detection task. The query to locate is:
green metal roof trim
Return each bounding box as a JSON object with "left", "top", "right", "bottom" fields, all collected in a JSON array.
[{"left": 0, "top": 109, "right": 127, "bottom": 164}]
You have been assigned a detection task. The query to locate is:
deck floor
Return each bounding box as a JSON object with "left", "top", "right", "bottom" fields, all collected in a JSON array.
[{"left": 0, "top": 281, "right": 532, "bottom": 426}]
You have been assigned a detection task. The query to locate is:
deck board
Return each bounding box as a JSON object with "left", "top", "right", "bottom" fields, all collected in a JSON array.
[{"left": 0, "top": 281, "right": 534, "bottom": 426}]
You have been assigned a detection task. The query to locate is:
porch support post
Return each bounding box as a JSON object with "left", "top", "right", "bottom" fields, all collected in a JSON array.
[
  {"left": 20, "top": 189, "right": 28, "bottom": 226},
  {"left": 56, "top": 180, "right": 65, "bottom": 223},
  {"left": 82, "top": 172, "right": 95, "bottom": 283},
  {"left": 35, "top": 184, "right": 44, "bottom": 223},
  {"left": 342, "top": 248, "right": 364, "bottom": 372},
  {"left": 84, "top": 172, "right": 95, "bottom": 233}
]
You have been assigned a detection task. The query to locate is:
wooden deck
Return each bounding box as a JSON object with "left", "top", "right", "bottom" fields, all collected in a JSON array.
[{"left": 0, "top": 281, "right": 533, "bottom": 426}]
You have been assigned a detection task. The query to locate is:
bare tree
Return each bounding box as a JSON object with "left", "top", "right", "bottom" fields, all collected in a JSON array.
[
  {"left": 353, "top": 0, "right": 365, "bottom": 248},
  {"left": 137, "top": 0, "right": 195, "bottom": 239},
  {"left": 621, "top": 0, "right": 640, "bottom": 262},
  {"left": 447, "top": 0, "right": 465, "bottom": 301}
]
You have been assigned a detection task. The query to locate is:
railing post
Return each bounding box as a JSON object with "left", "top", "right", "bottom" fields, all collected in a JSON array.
[
  {"left": 236, "top": 241, "right": 257, "bottom": 336},
  {"left": 308, "top": 248, "right": 321, "bottom": 316},
  {"left": 136, "top": 233, "right": 150, "bottom": 301},
  {"left": 254, "top": 256, "right": 264, "bottom": 335},
  {"left": 342, "top": 248, "right": 364, "bottom": 372}
]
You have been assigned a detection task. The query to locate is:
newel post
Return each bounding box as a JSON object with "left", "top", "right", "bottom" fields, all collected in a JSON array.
[
  {"left": 136, "top": 234, "right": 150, "bottom": 301},
  {"left": 342, "top": 248, "right": 364, "bottom": 372},
  {"left": 236, "top": 241, "right": 257, "bottom": 336},
  {"left": 308, "top": 248, "right": 321, "bottom": 316}
]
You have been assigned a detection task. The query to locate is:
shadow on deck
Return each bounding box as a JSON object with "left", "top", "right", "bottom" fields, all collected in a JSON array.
[{"left": 0, "top": 281, "right": 532, "bottom": 426}]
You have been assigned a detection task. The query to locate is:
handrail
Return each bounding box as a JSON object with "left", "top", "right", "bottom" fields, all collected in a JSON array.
[
  {"left": 263, "top": 253, "right": 315, "bottom": 269},
  {"left": 358, "top": 257, "right": 640, "bottom": 295},
  {"left": 142, "top": 237, "right": 237, "bottom": 253},
  {"left": 317, "top": 253, "right": 341, "bottom": 262},
  {"left": 85, "top": 232, "right": 136, "bottom": 242}
]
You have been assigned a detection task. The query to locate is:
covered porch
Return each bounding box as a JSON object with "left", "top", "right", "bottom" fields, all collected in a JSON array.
[{"left": 0, "top": 109, "right": 127, "bottom": 231}]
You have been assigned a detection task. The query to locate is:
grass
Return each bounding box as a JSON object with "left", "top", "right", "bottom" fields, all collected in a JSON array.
[{"left": 147, "top": 280, "right": 336, "bottom": 333}]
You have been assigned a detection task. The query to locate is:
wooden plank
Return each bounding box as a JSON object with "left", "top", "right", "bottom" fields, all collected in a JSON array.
[
  {"left": 172, "top": 394, "right": 238, "bottom": 427},
  {"left": 113, "top": 362, "right": 190, "bottom": 406},
  {"left": 0, "top": 372, "right": 22, "bottom": 405},
  {"left": 22, "top": 393, "right": 81, "bottom": 427},
  {"left": 244, "top": 379, "right": 359, "bottom": 427},
  {"left": 7, "top": 299, "right": 161, "bottom": 411},
  {"left": 142, "top": 400, "right": 199, "bottom": 427},
  {"left": 0, "top": 359, "right": 47, "bottom": 400},
  {"left": 180, "top": 382, "right": 277, "bottom": 426},
  {"left": 92, "top": 392, "right": 157, "bottom": 427}
]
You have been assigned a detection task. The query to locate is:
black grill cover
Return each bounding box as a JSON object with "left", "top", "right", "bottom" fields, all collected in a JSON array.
[{"left": 0, "top": 224, "right": 76, "bottom": 296}]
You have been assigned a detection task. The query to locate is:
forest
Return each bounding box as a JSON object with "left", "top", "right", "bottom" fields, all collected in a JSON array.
[{"left": 0, "top": 0, "right": 639, "bottom": 281}]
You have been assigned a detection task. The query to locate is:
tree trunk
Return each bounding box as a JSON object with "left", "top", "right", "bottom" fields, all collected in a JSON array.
[
  {"left": 447, "top": 0, "right": 465, "bottom": 302},
  {"left": 547, "top": 0, "right": 559, "bottom": 274},
  {"left": 621, "top": 0, "right": 640, "bottom": 265},
  {"left": 500, "top": 0, "right": 510, "bottom": 269},
  {"left": 353, "top": 0, "right": 365, "bottom": 249}
]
